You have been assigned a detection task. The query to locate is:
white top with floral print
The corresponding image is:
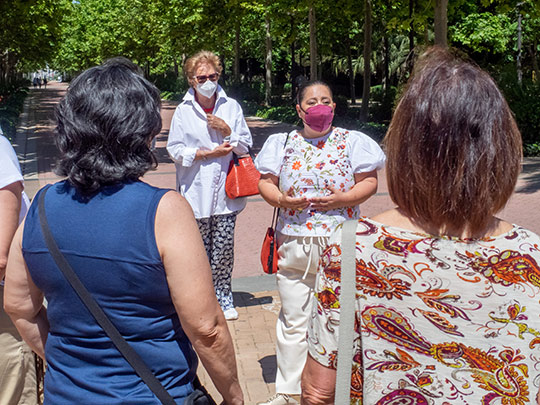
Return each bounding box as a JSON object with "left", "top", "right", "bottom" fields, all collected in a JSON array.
[
  {"left": 255, "top": 128, "right": 385, "bottom": 237},
  {"left": 308, "top": 218, "right": 540, "bottom": 404}
]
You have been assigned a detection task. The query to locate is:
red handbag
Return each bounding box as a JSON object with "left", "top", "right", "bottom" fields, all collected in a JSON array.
[
  {"left": 261, "top": 208, "right": 279, "bottom": 274},
  {"left": 225, "top": 153, "right": 260, "bottom": 199}
]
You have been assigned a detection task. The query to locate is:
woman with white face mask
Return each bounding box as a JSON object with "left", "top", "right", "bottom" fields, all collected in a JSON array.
[
  {"left": 167, "top": 51, "right": 253, "bottom": 321},
  {"left": 254, "top": 80, "right": 386, "bottom": 405}
]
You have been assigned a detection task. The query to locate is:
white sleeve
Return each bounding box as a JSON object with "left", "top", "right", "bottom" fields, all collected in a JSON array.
[
  {"left": 0, "top": 137, "right": 24, "bottom": 189},
  {"left": 347, "top": 131, "right": 386, "bottom": 173},
  {"left": 254, "top": 133, "right": 289, "bottom": 176},
  {"left": 229, "top": 101, "right": 253, "bottom": 155},
  {"left": 166, "top": 108, "right": 197, "bottom": 167}
]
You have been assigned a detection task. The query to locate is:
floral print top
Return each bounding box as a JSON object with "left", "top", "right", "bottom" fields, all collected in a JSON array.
[
  {"left": 307, "top": 218, "right": 540, "bottom": 405},
  {"left": 254, "top": 128, "right": 385, "bottom": 237}
]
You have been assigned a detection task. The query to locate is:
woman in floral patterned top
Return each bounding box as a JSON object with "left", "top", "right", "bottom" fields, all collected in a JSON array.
[
  {"left": 301, "top": 48, "right": 540, "bottom": 405},
  {"left": 254, "top": 81, "right": 385, "bottom": 405}
]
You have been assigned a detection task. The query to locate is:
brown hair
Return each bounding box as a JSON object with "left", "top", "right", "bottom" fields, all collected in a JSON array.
[
  {"left": 384, "top": 47, "right": 522, "bottom": 236},
  {"left": 184, "top": 50, "right": 222, "bottom": 85}
]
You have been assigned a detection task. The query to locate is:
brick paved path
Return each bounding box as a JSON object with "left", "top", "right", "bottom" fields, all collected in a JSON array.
[{"left": 12, "top": 82, "right": 540, "bottom": 403}]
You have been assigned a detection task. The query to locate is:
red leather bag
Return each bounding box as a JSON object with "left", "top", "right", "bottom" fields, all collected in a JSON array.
[
  {"left": 261, "top": 208, "right": 279, "bottom": 274},
  {"left": 225, "top": 153, "right": 260, "bottom": 199}
]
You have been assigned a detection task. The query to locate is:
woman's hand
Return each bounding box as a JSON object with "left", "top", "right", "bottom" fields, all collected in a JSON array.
[
  {"left": 308, "top": 185, "right": 345, "bottom": 211},
  {"left": 207, "top": 114, "right": 232, "bottom": 137},
  {"left": 211, "top": 142, "right": 234, "bottom": 157},
  {"left": 309, "top": 171, "right": 378, "bottom": 211},
  {"left": 279, "top": 189, "right": 310, "bottom": 211}
]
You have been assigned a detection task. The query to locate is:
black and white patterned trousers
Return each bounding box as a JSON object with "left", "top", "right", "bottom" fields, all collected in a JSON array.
[{"left": 196, "top": 212, "right": 237, "bottom": 310}]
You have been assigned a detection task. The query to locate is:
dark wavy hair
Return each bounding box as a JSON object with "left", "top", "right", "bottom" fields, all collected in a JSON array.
[
  {"left": 296, "top": 80, "right": 333, "bottom": 105},
  {"left": 384, "top": 47, "right": 522, "bottom": 236},
  {"left": 55, "top": 57, "right": 161, "bottom": 195}
]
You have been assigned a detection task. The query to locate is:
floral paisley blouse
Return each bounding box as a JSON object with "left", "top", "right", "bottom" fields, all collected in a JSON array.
[
  {"left": 307, "top": 218, "right": 540, "bottom": 405},
  {"left": 254, "top": 128, "right": 385, "bottom": 237}
]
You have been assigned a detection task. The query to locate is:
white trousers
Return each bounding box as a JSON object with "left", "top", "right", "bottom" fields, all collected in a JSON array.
[{"left": 275, "top": 233, "right": 328, "bottom": 395}]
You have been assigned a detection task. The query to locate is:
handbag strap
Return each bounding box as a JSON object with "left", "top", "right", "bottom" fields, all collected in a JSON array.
[
  {"left": 232, "top": 147, "right": 255, "bottom": 166},
  {"left": 335, "top": 219, "right": 358, "bottom": 403},
  {"left": 37, "top": 186, "right": 176, "bottom": 405},
  {"left": 272, "top": 131, "right": 292, "bottom": 222}
]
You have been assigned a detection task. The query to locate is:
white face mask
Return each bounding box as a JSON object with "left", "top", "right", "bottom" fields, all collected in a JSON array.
[{"left": 196, "top": 80, "right": 218, "bottom": 98}]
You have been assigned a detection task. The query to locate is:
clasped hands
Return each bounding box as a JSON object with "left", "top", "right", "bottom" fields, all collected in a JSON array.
[{"left": 278, "top": 185, "right": 346, "bottom": 211}]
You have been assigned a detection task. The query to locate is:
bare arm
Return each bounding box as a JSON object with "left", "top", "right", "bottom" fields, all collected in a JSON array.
[
  {"left": 301, "top": 354, "right": 337, "bottom": 405},
  {"left": 258, "top": 174, "right": 310, "bottom": 210},
  {"left": 155, "top": 191, "right": 243, "bottom": 405},
  {"left": 4, "top": 224, "right": 49, "bottom": 358},
  {"left": 0, "top": 181, "right": 22, "bottom": 279},
  {"left": 309, "top": 170, "right": 378, "bottom": 211}
]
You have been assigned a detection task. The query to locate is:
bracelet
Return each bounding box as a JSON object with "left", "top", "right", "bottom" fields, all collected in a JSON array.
[{"left": 277, "top": 194, "right": 283, "bottom": 208}]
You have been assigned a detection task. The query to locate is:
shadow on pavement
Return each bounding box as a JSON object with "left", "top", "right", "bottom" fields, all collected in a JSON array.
[
  {"left": 516, "top": 159, "right": 540, "bottom": 194},
  {"left": 258, "top": 355, "right": 277, "bottom": 383},
  {"left": 233, "top": 291, "right": 274, "bottom": 307}
]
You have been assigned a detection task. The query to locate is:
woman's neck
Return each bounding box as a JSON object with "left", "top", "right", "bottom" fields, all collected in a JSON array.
[
  {"left": 372, "top": 208, "right": 513, "bottom": 239},
  {"left": 300, "top": 126, "right": 333, "bottom": 139},
  {"left": 195, "top": 91, "right": 216, "bottom": 110}
]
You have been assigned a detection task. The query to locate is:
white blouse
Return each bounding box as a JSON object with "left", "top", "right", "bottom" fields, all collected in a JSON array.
[
  {"left": 167, "top": 86, "right": 253, "bottom": 219},
  {"left": 255, "top": 128, "right": 385, "bottom": 237}
]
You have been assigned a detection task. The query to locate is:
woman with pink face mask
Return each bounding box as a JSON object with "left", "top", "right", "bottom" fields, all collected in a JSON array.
[{"left": 254, "top": 80, "right": 385, "bottom": 405}]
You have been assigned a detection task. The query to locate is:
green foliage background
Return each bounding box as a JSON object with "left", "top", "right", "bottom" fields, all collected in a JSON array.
[{"left": 1, "top": 0, "right": 540, "bottom": 153}]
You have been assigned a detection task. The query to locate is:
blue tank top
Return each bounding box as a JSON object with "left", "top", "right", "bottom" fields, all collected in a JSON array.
[{"left": 23, "top": 181, "right": 198, "bottom": 404}]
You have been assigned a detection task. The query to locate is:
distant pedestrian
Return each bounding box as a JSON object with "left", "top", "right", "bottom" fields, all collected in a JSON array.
[
  {"left": 37, "top": 78, "right": 42, "bottom": 89},
  {"left": 32, "top": 77, "right": 38, "bottom": 89},
  {"left": 43, "top": 77, "right": 47, "bottom": 89}
]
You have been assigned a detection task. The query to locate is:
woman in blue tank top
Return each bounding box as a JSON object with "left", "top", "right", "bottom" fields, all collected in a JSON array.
[{"left": 3, "top": 58, "right": 244, "bottom": 405}]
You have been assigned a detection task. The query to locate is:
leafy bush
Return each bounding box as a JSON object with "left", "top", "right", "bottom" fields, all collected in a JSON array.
[
  {"left": 0, "top": 85, "right": 29, "bottom": 141},
  {"left": 239, "top": 100, "right": 263, "bottom": 116},
  {"left": 524, "top": 142, "right": 540, "bottom": 157},
  {"left": 333, "top": 94, "right": 349, "bottom": 116},
  {"left": 226, "top": 81, "right": 266, "bottom": 103},
  {"left": 496, "top": 66, "right": 540, "bottom": 149},
  {"left": 255, "top": 105, "right": 300, "bottom": 125}
]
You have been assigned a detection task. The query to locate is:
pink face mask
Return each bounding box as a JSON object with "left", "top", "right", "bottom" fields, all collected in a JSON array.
[{"left": 301, "top": 104, "right": 334, "bottom": 133}]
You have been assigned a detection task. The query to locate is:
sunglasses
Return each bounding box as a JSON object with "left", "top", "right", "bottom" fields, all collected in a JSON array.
[{"left": 194, "top": 73, "right": 219, "bottom": 83}]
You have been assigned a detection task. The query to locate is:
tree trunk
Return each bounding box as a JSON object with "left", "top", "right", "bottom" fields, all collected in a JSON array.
[
  {"left": 265, "top": 13, "right": 272, "bottom": 106},
  {"left": 530, "top": 40, "right": 540, "bottom": 82},
  {"left": 361, "top": 0, "right": 372, "bottom": 121},
  {"left": 309, "top": 3, "right": 317, "bottom": 80},
  {"left": 234, "top": 19, "right": 240, "bottom": 83},
  {"left": 384, "top": 35, "right": 390, "bottom": 96},
  {"left": 406, "top": 0, "right": 415, "bottom": 74},
  {"left": 347, "top": 38, "right": 356, "bottom": 105},
  {"left": 290, "top": 16, "right": 297, "bottom": 100},
  {"left": 434, "top": 0, "right": 448, "bottom": 48},
  {"left": 517, "top": 9, "right": 523, "bottom": 85},
  {"left": 409, "top": 0, "right": 415, "bottom": 53}
]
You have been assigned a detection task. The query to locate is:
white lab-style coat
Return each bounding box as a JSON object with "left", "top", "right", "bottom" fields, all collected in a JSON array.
[{"left": 166, "top": 86, "right": 253, "bottom": 219}]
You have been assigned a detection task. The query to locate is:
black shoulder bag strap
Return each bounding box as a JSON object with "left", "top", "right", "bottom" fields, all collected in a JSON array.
[{"left": 37, "top": 186, "right": 176, "bottom": 405}]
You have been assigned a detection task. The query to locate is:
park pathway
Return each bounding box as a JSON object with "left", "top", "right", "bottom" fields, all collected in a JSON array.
[{"left": 11, "top": 81, "right": 540, "bottom": 403}]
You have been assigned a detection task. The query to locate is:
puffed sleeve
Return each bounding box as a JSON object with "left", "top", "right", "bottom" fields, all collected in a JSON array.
[
  {"left": 228, "top": 100, "right": 253, "bottom": 156},
  {"left": 166, "top": 107, "right": 198, "bottom": 167},
  {"left": 347, "top": 130, "right": 386, "bottom": 173},
  {"left": 254, "top": 132, "right": 289, "bottom": 176}
]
